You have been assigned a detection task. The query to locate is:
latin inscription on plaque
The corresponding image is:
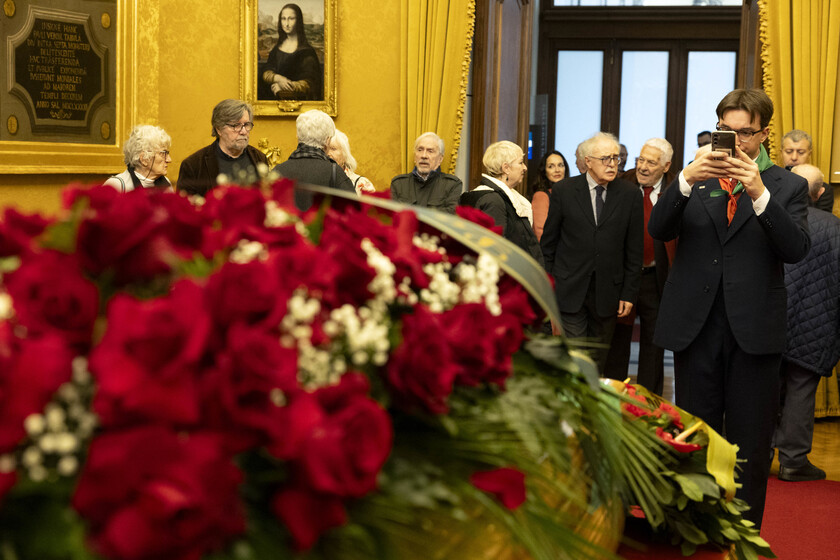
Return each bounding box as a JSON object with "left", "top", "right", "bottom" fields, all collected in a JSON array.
[{"left": 14, "top": 18, "right": 102, "bottom": 122}]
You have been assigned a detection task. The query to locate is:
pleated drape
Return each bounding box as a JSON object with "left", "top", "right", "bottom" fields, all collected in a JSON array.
[
  {"left": 400, "top": 0, "right": 476, "bottom": 174},
  {"left": 759, "top": 0, "right": 840, "bottom": 168}
]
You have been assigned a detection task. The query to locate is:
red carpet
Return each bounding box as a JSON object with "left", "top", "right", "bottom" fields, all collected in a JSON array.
[{"left": 760, "top": 476, "right": 840, "bottom": 559}]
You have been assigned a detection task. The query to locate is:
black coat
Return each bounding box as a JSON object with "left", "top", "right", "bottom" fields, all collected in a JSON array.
[
  {"left": 273, "top": 144, "right": 355, "bottom": 210},
  {"left": 540, "top": 174, "right": 643, "bottom": 317},
  {"left": 459, "top": 177, "right": 544, "bottom": 267},
  {"left": 783, "top": 207, "right": 840, "bottom": 376},
  {"left": 648, "top": 165, "right": 811, "bottom": 354},
  {"left": 177, "top": 142, "right": 268, "bottom": 197}
]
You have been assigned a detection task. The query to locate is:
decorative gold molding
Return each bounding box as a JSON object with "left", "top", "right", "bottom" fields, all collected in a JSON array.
[{"left": 240, "top": 0, "right": 337, "bottom": 117}]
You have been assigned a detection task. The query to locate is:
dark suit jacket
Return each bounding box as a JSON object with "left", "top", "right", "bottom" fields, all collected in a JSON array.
[
  {"left": 540, "top": 173, "right": 643, "bottom": 317},
  {"left": 648, "top": 165, "right": 810, "bottom": 354},
  {"left": 177, "top": 142, "right": 268, "bottom": 197}
]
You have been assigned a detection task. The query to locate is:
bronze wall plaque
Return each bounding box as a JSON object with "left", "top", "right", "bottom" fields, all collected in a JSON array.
[{"left": 2, "top": 1, "right": 114, "bottom": 144}]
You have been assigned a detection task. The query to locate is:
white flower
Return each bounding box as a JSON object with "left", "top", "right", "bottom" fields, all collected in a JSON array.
[
  {"left": 24, "top": 414, "right": 46, "bottom": 436},
  {"left": 21, "top": 447, "right": 42, "bottom": 468},
  {"left": 28, "top": 465, "right": 47, "bottom": 482},
  {"left": 0, "top": 455, "right": 15, "bottom": 474},
  {"left": 44, "top": 406, "right": 66, "bottom": 432},
  {"left": 230, "top": 240, "right": 268, "bottom": 264},
  {"left": 0, "top": 292, "right": 13, "bottom": 319},
  {"left": 72, "top": 357, "right": 91, "bottom": 385},
  {"left": 57, "top": 455, "right": 79, "bottom": 477}
]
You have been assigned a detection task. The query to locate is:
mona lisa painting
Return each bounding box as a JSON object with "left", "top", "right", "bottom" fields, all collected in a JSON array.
[{"left": 240, "top": 0, "right": 336, "bottom": 116}]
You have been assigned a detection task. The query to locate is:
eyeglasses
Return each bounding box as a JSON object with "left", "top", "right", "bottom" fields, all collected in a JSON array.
[
  {"left": 227, "top": 122, "right": 254, "bottom": 132},
  {"left": 157, "top": 150, "right": 170, "bottom": 159},
  {"left": 589, "top": 155, "right": 621, "bottom": 166},
  {"left": 716, "top": 124, "right": 761, "bottom": 141}
]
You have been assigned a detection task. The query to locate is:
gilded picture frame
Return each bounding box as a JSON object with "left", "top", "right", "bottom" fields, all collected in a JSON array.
[
  {"left": 241, "top": 0, "right": 336, "bottom": 117},
  {"left": 0, "top": 0, "right": 136, "bottom": 174}
]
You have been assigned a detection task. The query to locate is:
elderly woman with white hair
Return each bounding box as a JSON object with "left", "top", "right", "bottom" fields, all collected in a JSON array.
[
  {"left": 104, "top": 125, "right": 173, "bottom": 192},
  {"left": 459, "top": 140, "right": 544, "bottom": 266},
  {"left": 273, "top": 109, "right": 356, "bottom": 210},
  {"left": 326, "top": 130, "right": 376, "bottom": 195}
]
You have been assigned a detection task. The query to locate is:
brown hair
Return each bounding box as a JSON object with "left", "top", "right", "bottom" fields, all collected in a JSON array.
[{"left": 715, "top": 89, "right": 774, "bottom": 129}]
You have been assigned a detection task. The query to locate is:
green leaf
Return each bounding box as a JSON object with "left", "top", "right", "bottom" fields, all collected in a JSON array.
[
  {"left": 674, "top": 520, "right": 708, "bottom": 545},
  {"left": 673, "top": 474, "right": 703, "bottom": 502},
  {"left": 709, "top": 189, "right": 728, "bottom": 198}
]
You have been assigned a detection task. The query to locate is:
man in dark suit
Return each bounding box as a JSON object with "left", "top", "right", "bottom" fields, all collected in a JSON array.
[
  {"left": 604, "top": 138, "right": 676, "bottom": 395},
  {"left": 648, "top": 89, "right": 811, "bottom": 528},
  {"left": 540, "top": 132, "right": 643, "bottom": 371}
]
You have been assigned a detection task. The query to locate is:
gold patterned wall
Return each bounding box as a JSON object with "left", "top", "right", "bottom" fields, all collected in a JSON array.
[{"left": 0, "top": 0, "right": 402, "bottom": 213}]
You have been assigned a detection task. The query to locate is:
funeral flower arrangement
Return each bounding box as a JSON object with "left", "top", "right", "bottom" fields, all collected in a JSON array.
[{"left": 0, "top": 180, "right": 770, "bottom": 560}]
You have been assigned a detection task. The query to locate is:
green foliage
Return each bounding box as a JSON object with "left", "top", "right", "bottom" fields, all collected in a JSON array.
[{"left": 0, "top": 481, "right": 99, "bottom": 560}]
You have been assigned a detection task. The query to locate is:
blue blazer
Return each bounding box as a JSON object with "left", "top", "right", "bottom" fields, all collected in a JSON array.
[
  {"left": 648, "top": 165, "right": 810, "bottom": 354},
  {"left": 540, "top": 173, "right": 643, "bottom": 317}
]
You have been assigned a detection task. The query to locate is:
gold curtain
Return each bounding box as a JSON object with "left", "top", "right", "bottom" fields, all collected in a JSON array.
[
  {"left": 758, "top": 0, "right": 840, "bottom": 168},
  {"left": 400, "top": 0, "right": 476, "bottom": 174},
  {"left": 760, "top": 0, "right": 840, "bottom": 417}
]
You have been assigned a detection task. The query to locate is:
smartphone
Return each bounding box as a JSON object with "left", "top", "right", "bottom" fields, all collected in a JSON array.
[{"left": 711, "top": 130, "right": 737, "bottom": 157}]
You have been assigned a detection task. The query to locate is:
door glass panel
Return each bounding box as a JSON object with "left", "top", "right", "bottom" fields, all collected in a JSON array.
[
  {"left": 682, "top": 51, "right": 737, "bottom": 167},
  {"left": 554, "top": 50, "right": 603, "bottom": 175},
  {"left": 619, "top": 51, "right": 669, "bottom": 171}
]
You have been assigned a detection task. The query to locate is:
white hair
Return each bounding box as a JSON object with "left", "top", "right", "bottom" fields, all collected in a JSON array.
[
  {"left": 296, "top": 110, "right": 336, "bottom": 149},
  {"left": 482, "top": 141, "right": 523, "bottom": 177},
  {"left": 642, "top": 138, "right": 674, "bottom": 164},
  {"left": 123, "top": 125, "right": 171, "bottom": 167},
  {"left": 579, "top": 132, "right": 619, "bottom": 158},
  {"left": 414, "top": 132, "right": 445, "bottom": 155},
  {"left": 331, "top": 130, "right": 358, "bottom": 172}
]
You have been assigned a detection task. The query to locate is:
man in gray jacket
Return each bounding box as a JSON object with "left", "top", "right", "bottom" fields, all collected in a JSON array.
[{"left": 390, "top": 132, "right": 462, "bottom": 214}]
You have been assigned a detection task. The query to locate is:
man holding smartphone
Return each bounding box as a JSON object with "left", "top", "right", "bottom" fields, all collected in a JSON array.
[{"left": 648, "top": 89, "right": 810, "bottom": 528}]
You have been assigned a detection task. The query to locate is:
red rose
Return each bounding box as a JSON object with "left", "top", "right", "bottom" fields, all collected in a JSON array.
[
  {"left": 0, "top": 208, "right": 51, "bottom": 257},
  {"left": 470, "top": 467, "right": 527, "bottom": 510},
  {"left": 387, "top": 210, "right": 438, "bottom": 289},
  {"left": 75, "top": 187, "right": 202, "bottom": 284},
  {"left": 73, "top": 427, "right": 245, "bottom": 560},
  {"left": 318, "top": 214, "right": 378, "bottom": 307},
  {"left": 201, "top": 185, "right": 267, "bottom": 245},
  {"left": 272, "top": 487, "right": 347, "bottom": 551},
  {"left": 440, "top": 303, "right": 522, "bottom": 388},
  {"left": 498, "top": 280, "right": 540, "bottom": 326},
  {"left": 89, "top": 280, "right": 211, "bottom": 427},
  {"left": 456, "top": 205, "right": 503, "bottom": 235},
  {"left": 268, "top": 240, "right": 340, "bottom": 304},
  {"left": 202, "top": 323, "right": 298, "bottom": 450},
  {"left": 0, "top": 324, "right": 74, "bottom": 451},
  {"left": 386, "top": 306, "right": 458, "bottom": 414},
  {"left": 5, "top": 250, "right": 99, "bottom": 347},
  {"left": 205, "top": 259, "right": 287, "bottom": 329},
  {"left": 655, "top": 427, "right": 702, "bottom": 453},
  {"left": 265, "top": 391, "right": 325, "bottom": 461},
  {"left": 299, "top": 374, "right": 392, "bottom": 497}
]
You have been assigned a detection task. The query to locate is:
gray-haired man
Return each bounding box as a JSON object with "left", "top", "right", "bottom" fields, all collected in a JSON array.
[{"left": 390, "top": 132, "right": 462, "bottom": 213}]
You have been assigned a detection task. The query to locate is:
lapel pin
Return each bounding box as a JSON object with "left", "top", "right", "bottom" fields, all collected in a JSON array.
[{"left": 698, "top": 186, "right": 705, "bottom": 189}]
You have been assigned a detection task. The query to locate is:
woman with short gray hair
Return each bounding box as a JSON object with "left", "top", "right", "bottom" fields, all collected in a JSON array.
[
  {"left": 104, "top": 125, "right": 173, "bottom": 192},
  {"left": 460, "top": 140, "right": 543, "bottom": 266}
]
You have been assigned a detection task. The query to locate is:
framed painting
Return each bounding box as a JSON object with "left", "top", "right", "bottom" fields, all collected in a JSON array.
[{"left": 240, "top": 0, "right": 337, "bottom": 117}]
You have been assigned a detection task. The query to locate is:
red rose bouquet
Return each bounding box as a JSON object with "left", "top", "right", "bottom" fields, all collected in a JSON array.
[{"left": 0, "top": 181, "right": 770, "bottom": 560}]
